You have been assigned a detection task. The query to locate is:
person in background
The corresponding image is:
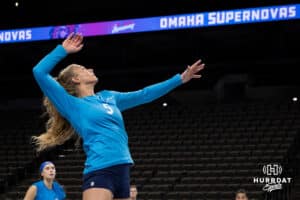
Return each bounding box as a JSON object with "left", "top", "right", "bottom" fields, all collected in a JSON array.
[
  {"left": 235, "top": 189, "right": 248, "bottom": 200},
  {"left": 24, "top": 161, "right": 66, "bottom": 200},
  {"left": 130, "top": 185, "right": 138, "bottom": 200}
]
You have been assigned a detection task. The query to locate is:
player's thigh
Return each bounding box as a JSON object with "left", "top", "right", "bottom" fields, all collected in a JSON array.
[{"left": 83, "top": 188, "right": 113, "bottom": 200}]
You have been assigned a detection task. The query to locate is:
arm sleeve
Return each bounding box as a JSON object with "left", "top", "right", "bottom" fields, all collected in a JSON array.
[
  {"left": 32, "top": 45, "right": 77, "bottom": 118},
  {"left": 112, "top": 74, "right": 182, "bottom": 111}
]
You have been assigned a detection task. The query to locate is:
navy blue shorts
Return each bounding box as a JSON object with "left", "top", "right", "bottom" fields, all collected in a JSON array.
[{"left": 82, "top": 164, "right": 131, "bottom": 198}]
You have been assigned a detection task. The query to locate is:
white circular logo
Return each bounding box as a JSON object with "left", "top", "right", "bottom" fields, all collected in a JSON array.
[{"left": 262, "top": 163, "right": 282, "bottom": 176}]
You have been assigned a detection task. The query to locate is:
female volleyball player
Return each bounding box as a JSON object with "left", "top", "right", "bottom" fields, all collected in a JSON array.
[
  {"left": 31, "top": 32, "right": 205, "bottom": 200},
  {"left": 24, "top": 161, "right": 66, "bottom": 200}
]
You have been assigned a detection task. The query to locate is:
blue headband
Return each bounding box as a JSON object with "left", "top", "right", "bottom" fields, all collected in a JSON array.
[{"left": 39, "top": 161, "right": 54, "bottom": 173}]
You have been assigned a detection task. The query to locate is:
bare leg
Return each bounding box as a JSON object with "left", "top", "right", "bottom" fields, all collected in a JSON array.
[{"left": 83, "top": 188, "right": 113, "bottom": 200}]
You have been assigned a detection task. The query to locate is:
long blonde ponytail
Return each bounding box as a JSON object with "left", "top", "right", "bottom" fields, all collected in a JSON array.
[{"left": 32, "top": 64, "right": 82, "bottom": 152}]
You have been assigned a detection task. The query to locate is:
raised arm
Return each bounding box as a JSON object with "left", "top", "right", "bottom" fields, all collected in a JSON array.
[
  {"left": 32, "top": 33, "right": 83, "bottom": 118},
  {"left": 111, "top": 59, "right": 205, "bottom": 111}
]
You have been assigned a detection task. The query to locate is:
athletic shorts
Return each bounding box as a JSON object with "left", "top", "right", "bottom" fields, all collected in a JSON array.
[{"left": 82, "top": 164, "right": 131, "bottom": 198}]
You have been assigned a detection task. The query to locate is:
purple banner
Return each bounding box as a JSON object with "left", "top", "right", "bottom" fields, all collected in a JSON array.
[{"left": 0, "top": 3, "right": 299, "bottom": 43}]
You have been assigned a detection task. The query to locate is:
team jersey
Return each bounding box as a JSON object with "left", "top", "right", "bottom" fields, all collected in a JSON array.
[
  {"left": 33, "top": 45, "right": 183, "bottom": 174},
  {"left": 33, "top": 180, "right": 65, "bottom": 200}
]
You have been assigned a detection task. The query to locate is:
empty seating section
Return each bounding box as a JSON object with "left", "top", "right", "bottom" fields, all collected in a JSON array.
[
  {"left": 127, "top": 102, "right": 299, "bottom": 200},
  {"left": 0, "top": 100, "right": 299, "bottom": 200},
  {"left": 0, "top": 110, "right": 42, "bottom": 195}
]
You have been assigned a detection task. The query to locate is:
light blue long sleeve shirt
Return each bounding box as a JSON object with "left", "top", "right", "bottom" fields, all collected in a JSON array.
[{"left": 33, "top": 45, "right": 183, "bottom": 174}]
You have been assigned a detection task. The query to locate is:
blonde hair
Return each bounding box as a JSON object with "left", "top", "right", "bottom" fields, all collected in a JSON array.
[{"left": 32, "top": 64, "right": 82, "bottom": 152}]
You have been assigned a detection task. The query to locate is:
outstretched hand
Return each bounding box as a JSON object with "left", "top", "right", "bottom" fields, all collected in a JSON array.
[
  {"left": 62, "top": 32, "right": 84, "bottom": 54},
  {"left": 181, "top": 59, "right": 205, "bottom": 83}
]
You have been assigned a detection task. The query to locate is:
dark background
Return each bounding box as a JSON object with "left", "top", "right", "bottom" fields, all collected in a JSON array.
[{"left": 0, "top": 0, "right": 299, "bottom": 100}]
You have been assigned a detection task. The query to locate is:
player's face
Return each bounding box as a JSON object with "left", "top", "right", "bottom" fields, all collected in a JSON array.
[
  {"left": 130, "top": 186, "right": 138, "bottom": 199},
  {"left": 41, "top": 163, "right": 56, "bottom": 180},
  {"left": 236, "top": 193, "right": 248, "bottom": 200},
  {"left": 72, "top": 65, "right": 98, "bottom": 84}
]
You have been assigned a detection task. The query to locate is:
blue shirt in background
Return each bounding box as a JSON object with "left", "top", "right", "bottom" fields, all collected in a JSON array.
[{"left": 33, "top": 180, "right": 65, "bottom": 200}]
